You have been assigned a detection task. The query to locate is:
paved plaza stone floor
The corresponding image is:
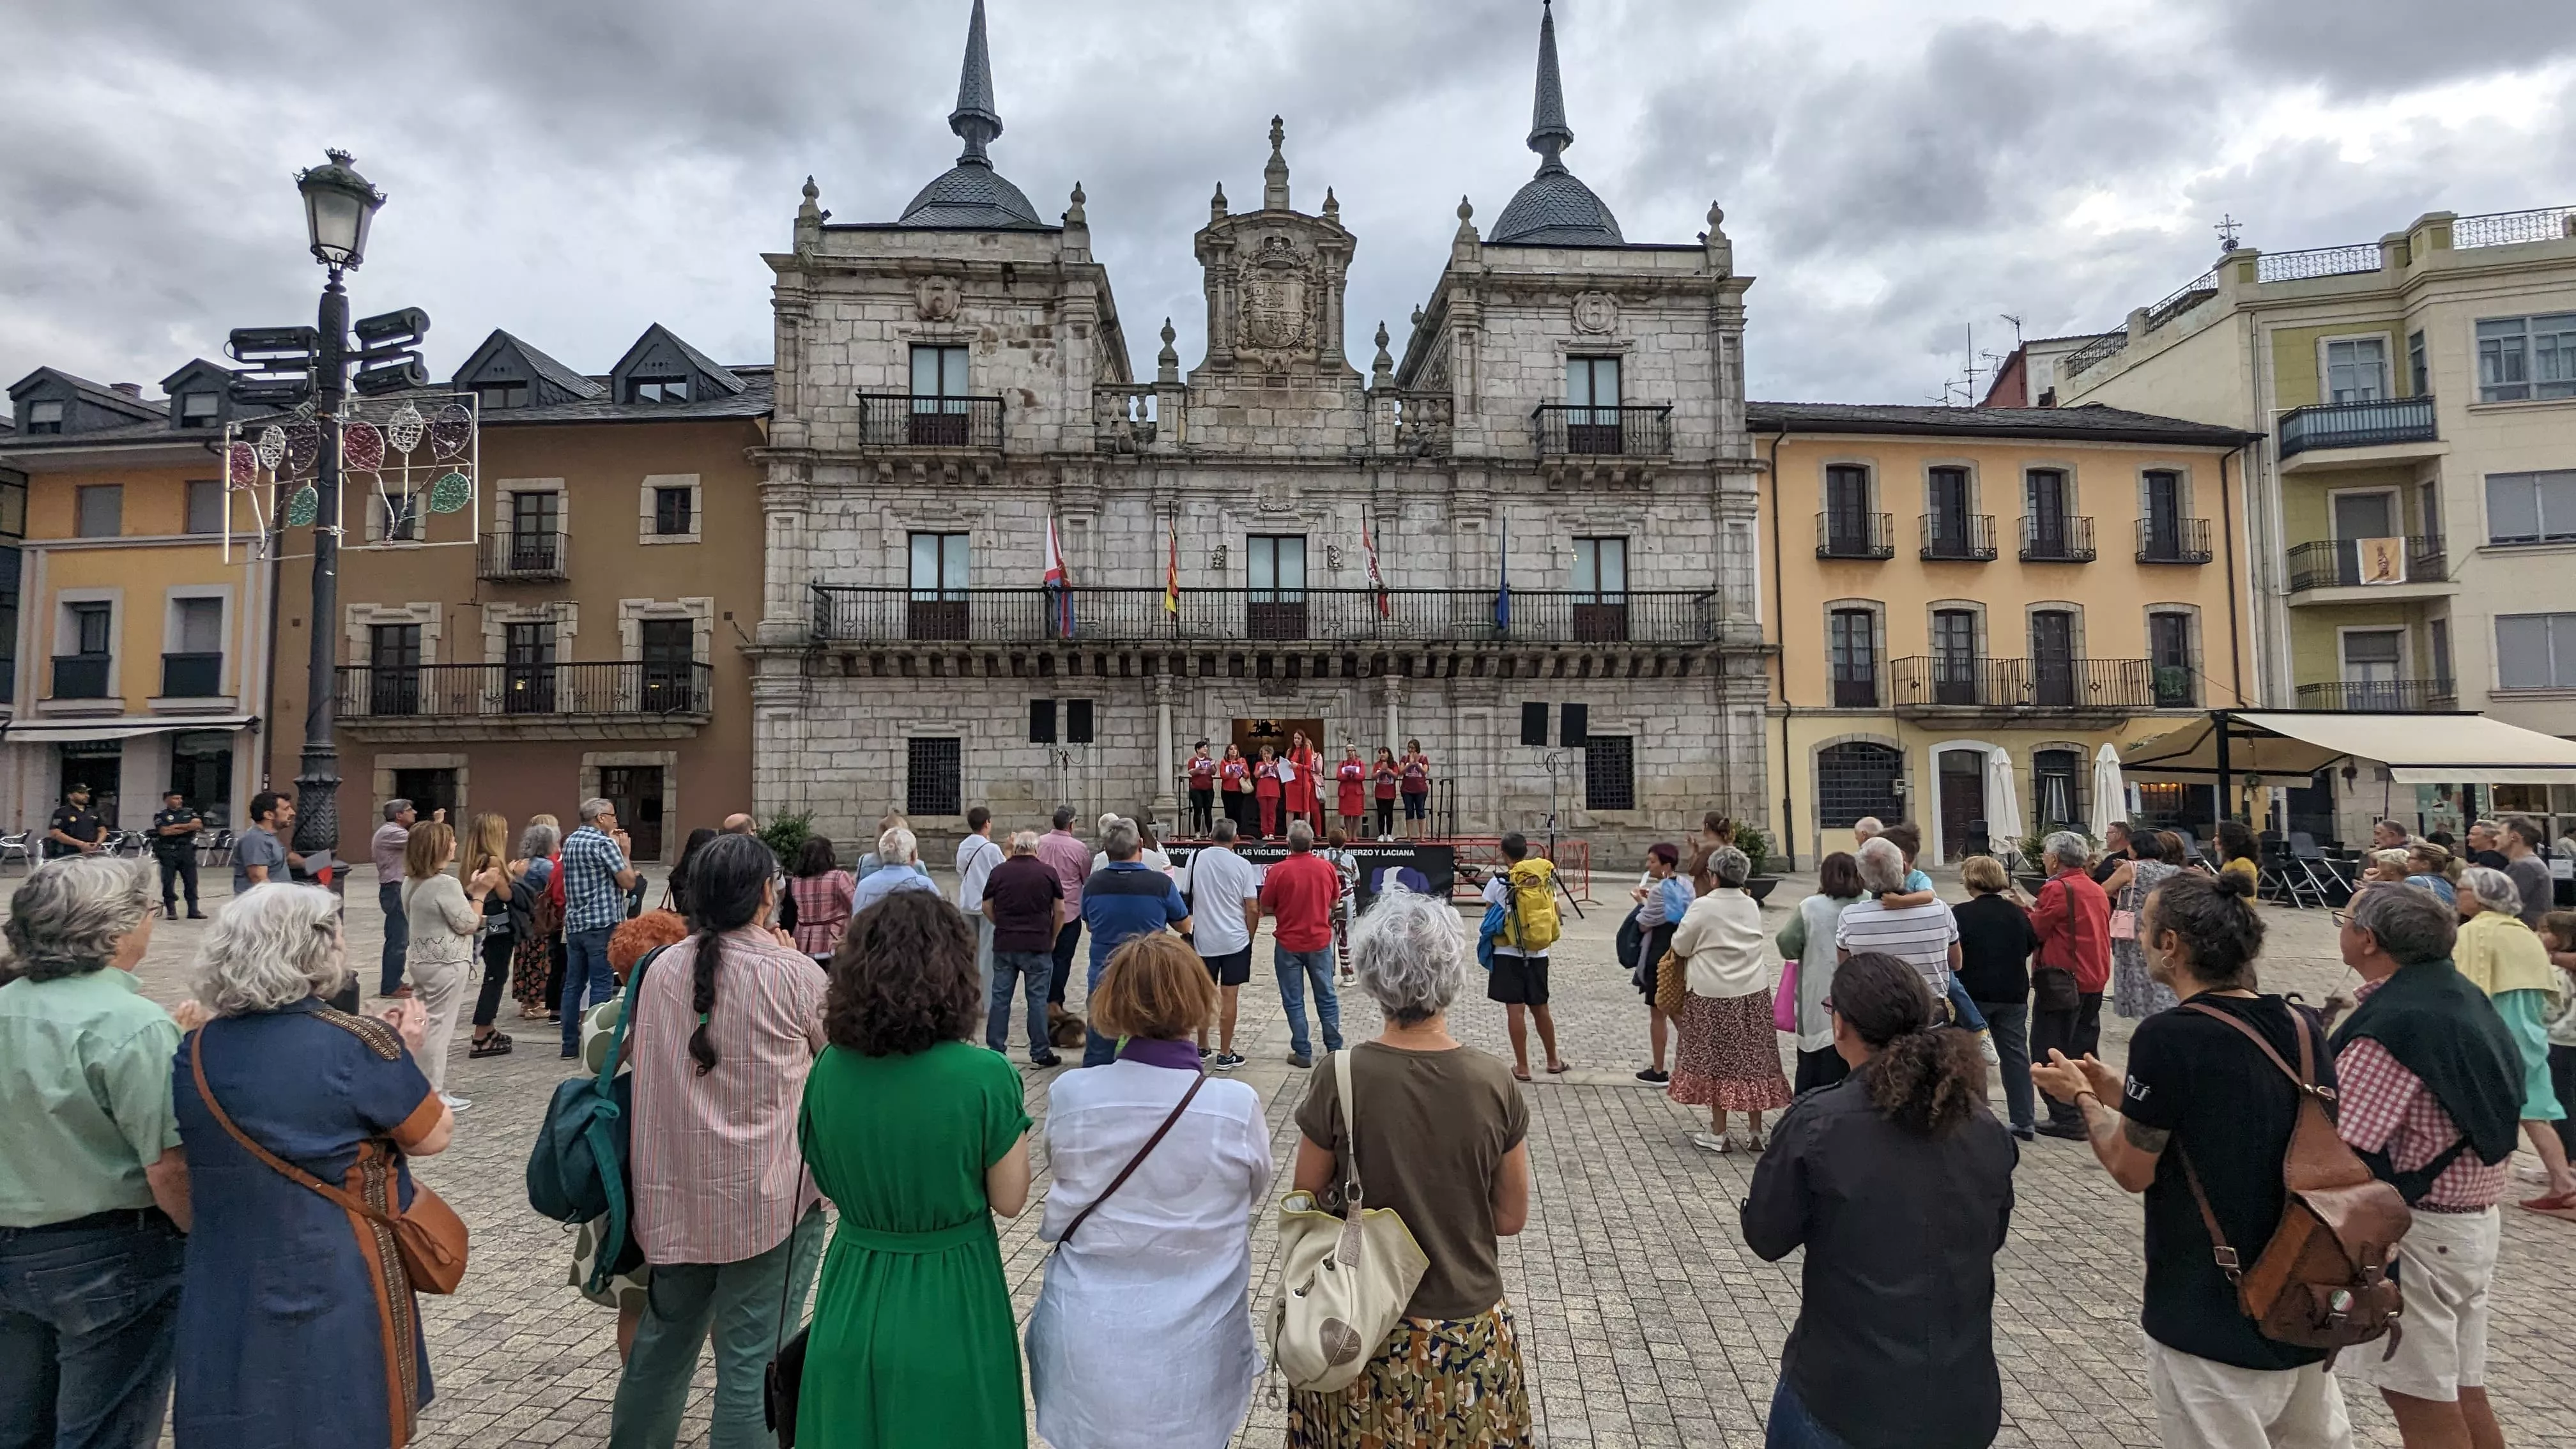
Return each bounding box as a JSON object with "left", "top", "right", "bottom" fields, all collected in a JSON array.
[{"left": 68, "top": 859, "right": 2576, "bottom": 1447}]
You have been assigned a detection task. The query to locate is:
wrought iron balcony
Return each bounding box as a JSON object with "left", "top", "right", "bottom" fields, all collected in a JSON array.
[
  {"left": 1530, "top": 403, "right": 1674, "bottom": 457},
  {"left": 853, "top": 394, "right": 1005, "bottom": 450},
  {"left": 1816, "top": 512, "right": 1894, "bottom": 560},
  {"left": 49, "top": 653, "right": 111, "bottom": 700},
  {"left": 2019, "top": 515, "right": 2096, "bottom": 562},
  {"left": 1890, "top": 656, "right": 2171, "bottom": 712},
  {"left": 2278, "top": 395, "right": 2437, "bottom": 459},
  {"left": 1919, "top": 513, "right": 1997, "bottom": 562},
  {"left": 809, "top": 585, "right": 1721, "bottom": 646},
  {"left": 159, "top": 652, "right": 224, "bottom": 698},
  {"left": 2285, "top": 535, "right": 2448, "bottom": 593},
  {"left": 334, "top": 662, "right": 714, "bottom": 721},
  {"left": 2294, "top": 679, "right": 2456, "bottom": 711},
  {"left": 478, "top": 530, "right": 568, "bottom": 582},
  {"left": 2136, "top": 516, "right": 2213, "bottom": 564}
]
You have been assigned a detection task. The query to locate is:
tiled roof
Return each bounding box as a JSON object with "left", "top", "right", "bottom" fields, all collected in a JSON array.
[
  {"left": 1747, "top": 401, "right": 2260, "bottom": 446},
  {"left": 6, "top": 365, "right": 167, "bottom": 421}
]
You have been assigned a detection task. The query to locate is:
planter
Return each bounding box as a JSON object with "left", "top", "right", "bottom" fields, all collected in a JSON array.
[{"left": 1744, "top": 876, "right": 1781, "bottom": 903}]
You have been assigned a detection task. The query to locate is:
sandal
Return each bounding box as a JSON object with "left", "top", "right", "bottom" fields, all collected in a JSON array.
[
  {"left": 1512, "top": 1066, "right": 1533, "bottom": 1083},
  {"left": 1545, "top": 1060, "right": 1572, "bottom": 1075},
  {"left": 2519, "top": 1192, "right": 2576, "bottom": 1221},
  {"left": 470, "top": 1032, "right": 514, "bottom": 1059}
]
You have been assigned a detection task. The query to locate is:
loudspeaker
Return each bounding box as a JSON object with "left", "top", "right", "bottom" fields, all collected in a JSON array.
[
  {"left": 1520, "top": 702, "right": 1549, "bottom": 747},
  {"left": 1029, "top": 699, "right": 1056, "bottom": 744},
  {"left": 1066, "top": 699, "right": 1094, "bottom": 744},
  {"left": 1561, "top": 703, "right": 1588, "bottom": 748}
]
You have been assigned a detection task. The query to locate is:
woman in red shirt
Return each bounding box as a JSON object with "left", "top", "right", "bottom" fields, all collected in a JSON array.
[
  {"left": 1184, "top": 741, "right": 1217, "bottom": 836},
  {"left": 1372, "top": 747, "right": 1400, "bottom": 841},
  {"left": 1282, "top": 730, "right": 1320, "bottom": 832},
  {"left": 1253, "top": 744, "right": 1283, "bottom": 839},
  {"left": 1335, "top": 745, "right": 1368, "bottom": 838},
  {"left": 1400, "top": 739, "right": 1432, "bottom": 839},
  {"left": 1218, "top": 744, "right": 1252, "bottom": 834}
]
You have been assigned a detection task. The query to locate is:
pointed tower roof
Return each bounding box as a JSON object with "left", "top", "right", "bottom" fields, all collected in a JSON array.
[
  {"left": 898, "top": 0, "right": 1046, "bottom": 229},
  {"left": 1488, "top": 1, "right": 1625, "bottom": 247}
]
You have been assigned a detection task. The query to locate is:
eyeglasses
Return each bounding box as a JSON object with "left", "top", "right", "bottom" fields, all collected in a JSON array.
[
  {"left": 2329, "top": 908, "right": 2352, "bottom": 928},
  {"left": 1820, "top": 997, "right": 1836, "bottom": 1015}
]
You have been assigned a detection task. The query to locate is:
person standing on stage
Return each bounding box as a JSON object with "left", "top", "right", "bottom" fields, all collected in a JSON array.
[
  {"left": 150, "top": 790, "right": 206, "bottom": 919},
  {"left": 1219, "top": 743, "right": 1253, "bottom": 835},
  {"left": 1335, "top": 744, "right": 1368, "bottom": 839},
  {"left": 1400, "top": 738, "right": 1432, "bottom": 839},
  {"left": 1281, "top": 730, "right": 1319, "bottom": 834},
  {"left": 1186, "top": 740, "right": 1218, "bottom": 836},
  {"left": 1372, "top": 747, "right": 1400, "bottom": 841},
  {"left": 1254, "top": 744, "right": 1284, "bottom": 840}
]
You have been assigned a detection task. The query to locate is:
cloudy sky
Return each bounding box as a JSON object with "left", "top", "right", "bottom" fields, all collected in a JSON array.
[{"left": 4, "top": 0, "right": 2572, "bottom": 409}]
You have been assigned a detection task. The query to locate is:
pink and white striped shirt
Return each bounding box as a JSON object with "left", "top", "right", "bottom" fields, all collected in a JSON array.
[{"left": 630, "top": 926, "right": 831, "bottom": 1264}]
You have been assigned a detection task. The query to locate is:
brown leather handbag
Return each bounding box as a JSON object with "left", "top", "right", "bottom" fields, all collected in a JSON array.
[
  {"left": 190, "top": 1031, "right": 470, "bottom": 1295},
  {"left": 2175, "top": 1002, "right": 2410, "bottom": 1356}
]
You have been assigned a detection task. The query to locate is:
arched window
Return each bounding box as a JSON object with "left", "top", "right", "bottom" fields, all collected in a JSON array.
[{"left": 1818, "top": 742, "right": 1904, "bottom": 828}]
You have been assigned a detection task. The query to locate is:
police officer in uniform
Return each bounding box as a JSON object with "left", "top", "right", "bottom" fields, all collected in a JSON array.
[
  {"left": 151, "top": 789, "right": 208, "bottom": 918},
  {"left": 44, "top": 785, "right": 106, "bottom": 859}
]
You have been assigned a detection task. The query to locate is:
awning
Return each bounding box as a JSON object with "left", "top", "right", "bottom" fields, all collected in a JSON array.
[
  {"left": 3, "top": 716, "right": 256, "bottom": 745},
  {"left": 2122, "top": 710, "right": 2576, "bottom": 786}
]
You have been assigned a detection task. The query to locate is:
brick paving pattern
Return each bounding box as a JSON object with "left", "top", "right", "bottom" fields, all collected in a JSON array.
[{"left": 70, "top": 863, "right": 2576, "bottom": 1447}]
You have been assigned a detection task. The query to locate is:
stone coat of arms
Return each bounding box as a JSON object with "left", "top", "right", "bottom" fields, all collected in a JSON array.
[{"left": 1238, "top": 234, "right": 1315, "bottom": 366}]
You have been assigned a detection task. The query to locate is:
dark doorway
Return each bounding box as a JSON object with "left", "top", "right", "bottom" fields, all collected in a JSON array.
[
  {"left": 392, "top": 767, "right": 458, "bottom": 826},
  {"left": 639, "top": 620, "right": 696, "bottom": 714},
  {"left": 1938, "top": 749, "right": 1984, "bottom": 861},
  {"left": 2032, "top": 610, "right": 2076, "bottom": 708},
  {"left": 1232, "top": 717, "right": 1324, "bottom": 767},
  {"left": 369, "top": 623, "right": 422, "bottom": 716},
  {"left": 169, "top": 732, "right": 234, "bottom": 826},
  {"left": 59, "top": 744, "right": 123, "bottom": 831},
  {"left": 600, "top": 765, "right": 666, "bottom": 862}
]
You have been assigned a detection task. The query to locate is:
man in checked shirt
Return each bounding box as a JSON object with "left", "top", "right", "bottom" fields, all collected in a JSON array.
[{"left": 2333, "top": 885, "right": 2525, "bottom": 1449}]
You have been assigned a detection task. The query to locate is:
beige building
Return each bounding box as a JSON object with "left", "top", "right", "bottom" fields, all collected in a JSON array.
[{"left": 2055, "top": 205, "right": 2576, "bottom": 839}]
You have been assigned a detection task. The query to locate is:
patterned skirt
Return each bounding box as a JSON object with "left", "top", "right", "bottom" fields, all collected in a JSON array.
[
  {"left": 2109, "top": 939, "right": 2178, "bottom": 1020},
  {"left": 1668, "top": 990, "right": 1793, "bottom": 1112},
  {"left": 1287, "top": 1303, "right": 1533, "bottom": 1449},
  {"left": 509, "top": 931, "right": 555, "bottom": 1015}
]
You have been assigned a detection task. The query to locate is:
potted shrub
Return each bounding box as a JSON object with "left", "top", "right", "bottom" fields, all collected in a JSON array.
[{"left": 1733, "top": 822, "right": 1781, "bottom": 903}]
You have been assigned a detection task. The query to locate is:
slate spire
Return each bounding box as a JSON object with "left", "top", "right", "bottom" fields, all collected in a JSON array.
[
  {"left": 949, "top": 0, "right": 1002, "bottom": 163},
  {"left": 1526, "top": 0, "right": 1574, "bottom": 174}
]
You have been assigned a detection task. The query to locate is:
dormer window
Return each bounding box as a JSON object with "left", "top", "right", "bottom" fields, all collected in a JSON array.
[
  {"left": 627, "top": 376, "right": 691, "bottom": 404},
  {"left": 177, "top": 392, "right": 218, "bottom": 429},
  {"left": 476, "top": 382, "right": 529, "bottom": 411},
  {"left": 26, "top": 400, "right": 64, "bottom": 435}
]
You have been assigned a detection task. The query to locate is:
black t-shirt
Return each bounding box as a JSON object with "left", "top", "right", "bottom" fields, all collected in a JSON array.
[
  {"left": 46, "top": 806, "right": 104, "bottom": 857},
  {"left": 2120, "top": 992, "right": 2333, "bottom": 1370},
  {"left": 2470, "top": 848, "right": 2510, "bottom": 871},
  {"left": 151, "top": 806, "right": 203, "bottom": 856},
  {"left": 1952, "top": 893, "right": 2037, "bottom": 1003},
  {"left": 2089, "top": 849, "right": 2129, "bottom": 885},
  {"left": 982, "top": 855, "right": 1064, "bottom": 953}
]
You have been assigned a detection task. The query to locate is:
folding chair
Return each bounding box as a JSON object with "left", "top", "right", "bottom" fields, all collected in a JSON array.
[
  {"left": 2288, "top": 832, "right": 2351, "bottom": 906},
  {"left": 2262, "top": 837, "right": 2323, "bottom": 908},
  {"left": 0, "top": 832, "right": 29, "bottom": 874}
]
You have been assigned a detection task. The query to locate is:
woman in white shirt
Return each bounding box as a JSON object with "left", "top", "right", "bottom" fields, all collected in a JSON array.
[
  {"left": 1027, "top": 931, "right": 1272, "bottom": 1448},
  {"left": 1667, "top": 844, "right": 1793, "bottom": 1154}
]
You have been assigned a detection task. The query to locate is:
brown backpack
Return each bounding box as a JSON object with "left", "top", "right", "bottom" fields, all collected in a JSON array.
[{"left": 2175, "top": 1001, "right": 2411, "bottom": 1357}]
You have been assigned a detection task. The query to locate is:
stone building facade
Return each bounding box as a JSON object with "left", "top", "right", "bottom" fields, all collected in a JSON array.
[{"left": 748, "top": 0, "right": 1767, "bottom": 852}]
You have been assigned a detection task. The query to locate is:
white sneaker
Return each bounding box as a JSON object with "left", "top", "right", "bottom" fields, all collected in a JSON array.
[
  {"left": 440, "top": 1092, "right": 473, "bottom": 1114},
  {"left": 1978, "top": 1030, "right": 2000, "bottom": 1066},
  {"left": 1687, "top": 1130, "right": 1731, "bottom": 1154}
]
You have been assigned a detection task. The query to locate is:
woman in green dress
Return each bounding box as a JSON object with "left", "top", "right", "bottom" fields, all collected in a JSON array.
[{"left": 798, "top": 887, "right": 1034, "bottom": 1447}]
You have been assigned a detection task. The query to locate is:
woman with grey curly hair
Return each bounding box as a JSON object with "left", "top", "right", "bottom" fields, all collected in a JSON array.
[
  {"left": 171, "top": 882, "right": 455, "bottom": 1448},
  {"left": 1285, "top": 886, "right": 1535, "bottom": 1445},
  {"left": 0, "top": 854, "right": 190, "bottom": 1447},
  {"left": 1667, "top": 845, "right": 1793, "bottom": 1153}
]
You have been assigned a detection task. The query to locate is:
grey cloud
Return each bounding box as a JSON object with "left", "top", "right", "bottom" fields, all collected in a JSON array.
[{"left": 2203, "top": 0, "right": 2576, "bottom": 95}]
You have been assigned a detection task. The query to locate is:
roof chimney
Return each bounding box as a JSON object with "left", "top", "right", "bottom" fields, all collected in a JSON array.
[{"left": 111, "top": 383, "right": 143, "bottom": 398}]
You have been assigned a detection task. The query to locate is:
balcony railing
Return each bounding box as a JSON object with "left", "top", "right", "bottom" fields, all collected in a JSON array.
[
  {"left": 1816, "top": 512, "right": 1894, "bottom": 560},
  {"left": 2136, "top": 517, "right": 2214, "bottom": 564},
  {"left": 2060, "top": 332, "right": 2127, "bottom": 378},
  {"left": 2019, "top": 515, "right": 2096, "bottom": 562},
  {"left": 854, "top": 394, "right": 1005, "bottom": 450},
  {"left": 335, "top": 661, "right": 714, "bottom": 720},
  {"left": 50, "top": 653, "right": 111, "bottom": 700},
  {"left": 1890, "top": 656, "right": 2170, "bottom": 712},
  {"left": 2257, "top": 243, "right": 2384, "bottom": 283},
  {"left": 1530, "top": 403, "right": 1674, "bottom": 457},
  {"left": 160, "top": 652, "right": 224, "bottom": 698},
  {"left": 479, "top": 530, "right": 568, "bottom": 581},
  {"left": 1919, "top": 513, "right": 1997, "bottom": 562},
  {"left": 2278, "top": 395, "right": 2437, "bottom": 458},
  {"left": 2285, "top": 535, "right": 2448, "bottom": 593},
  {"left": 2295, "top": 679, "right": 2457, "bottom": 711},
  {"left": 809, "top": 585, "right": 1721, "bottom": 645},
  {"left": 2453, "top": 206, "right": 2576, "bottom": 250}
]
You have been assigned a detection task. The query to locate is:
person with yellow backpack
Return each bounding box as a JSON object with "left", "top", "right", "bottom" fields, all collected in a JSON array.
[{"left": 1482, "top": 832, "right": 1568, "bottom": 1082}]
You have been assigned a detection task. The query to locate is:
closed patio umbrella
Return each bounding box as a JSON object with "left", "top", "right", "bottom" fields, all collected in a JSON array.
[
  {"left": 2091, "top": 742, "right": 2126, "bottom": 841},
  {"left": 1984, "top": 746, "right": 2022, "bottom": 861}
]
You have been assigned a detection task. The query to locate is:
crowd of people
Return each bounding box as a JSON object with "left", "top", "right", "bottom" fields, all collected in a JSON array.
[{"left": 6, "top": 785, "right": 2573, "bottom": 1449}]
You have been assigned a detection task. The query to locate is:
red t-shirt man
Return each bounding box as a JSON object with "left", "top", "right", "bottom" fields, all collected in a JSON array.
[{"left": 1259, "top": 847, "right": 1340, "bottom": 951}]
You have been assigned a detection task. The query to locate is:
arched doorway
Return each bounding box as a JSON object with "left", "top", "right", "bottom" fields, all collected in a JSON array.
[{"left": 1936, "top": 748, "right": 1986, "bottom": 861}]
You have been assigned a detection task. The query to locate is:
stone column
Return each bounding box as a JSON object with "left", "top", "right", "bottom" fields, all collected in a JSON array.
[
  {"left": 1152, "top": 673, "right": 1178, "bottom": 823},
  {"left": 1382, "top": 675, "right": 1401, "bottom": 756}
]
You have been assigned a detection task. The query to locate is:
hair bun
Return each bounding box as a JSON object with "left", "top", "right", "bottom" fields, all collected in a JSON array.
[{"left": 2217, "top": 871, "right": 2256, "bottom": 900}]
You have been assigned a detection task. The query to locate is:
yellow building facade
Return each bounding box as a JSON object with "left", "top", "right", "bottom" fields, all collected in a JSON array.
[{"left": 1751, "top": 403, "right": 2258, "bottom": 868}]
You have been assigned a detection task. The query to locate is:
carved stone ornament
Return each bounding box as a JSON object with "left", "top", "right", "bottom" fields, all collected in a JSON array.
[
  {"left": 1257, "top": 480, "right": 1295, "bottom": 514},
  {"left": 1238, "top": 234, "right": 1316, "bottom": 363},
  {"left": 915, "top": 275, "right": 963, "bottom": 323},
  {"left": 1571, "top": 289, "right": 1619, "bottom": 335}
]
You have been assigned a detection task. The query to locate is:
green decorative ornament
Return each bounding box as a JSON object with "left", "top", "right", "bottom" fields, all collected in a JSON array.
[
  {"left": 284, "top": 485, "right": 319, "bottom": 527},
  {"left": 427, "top": 471, "right": 473, "bottom": 514}
]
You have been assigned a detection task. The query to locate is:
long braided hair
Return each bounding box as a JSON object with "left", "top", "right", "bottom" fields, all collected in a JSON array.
[{"left": 678, "top": 832, "right": 776, "bottom": 1075}]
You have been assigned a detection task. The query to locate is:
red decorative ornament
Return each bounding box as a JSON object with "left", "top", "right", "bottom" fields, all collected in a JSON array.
[
  {"left": 428, "top": 404, "right": 473, "bottom": 459},
  {"left": 226, "top": 441, "right": 260, "bottom": 487},
  {"left": 284, "top": 420, "right": 323, "bottom": 475},
  {"left": 342, "top": 422, "right": 385, "bottom": 474}
]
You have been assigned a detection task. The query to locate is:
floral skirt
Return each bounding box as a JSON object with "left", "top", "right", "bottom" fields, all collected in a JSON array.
[
  {"left": 1669, "top": 990, "right": 1793, "bottom": 1112},
  {"left": 1287, "top": 1303, "right": 1533, "bottom": 1449},
  {"left": 2110, "top": 940, "right": 2178, "bottom": 1020},
  {"left": 509, "top": 931, "right": 555, "bottom": 1015}
]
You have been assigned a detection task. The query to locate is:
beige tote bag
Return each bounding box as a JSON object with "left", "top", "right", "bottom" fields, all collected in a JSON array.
[{"left": 1267, "top": 1048, "right": 1431, "bottom": 1394}]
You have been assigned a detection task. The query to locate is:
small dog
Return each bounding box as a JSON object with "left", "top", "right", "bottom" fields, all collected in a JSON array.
[{"left": 1047, "top": 1003, "right": 1089, "bottom": 1050}]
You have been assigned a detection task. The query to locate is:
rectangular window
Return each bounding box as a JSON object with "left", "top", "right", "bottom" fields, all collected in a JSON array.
[
  {"left": 2340, "top": 628, "right": 2402, "bottom": 680},
  {"left": 1583, "top": 735, "right": 1635, "bottom": 811},
  {"left": 910, "top": 345, "right": 970, "bottom": 399},
  {"left": 1565, "top": 355, "right": 1621, "bottom": 408},
  {"left": 1931, "top": 609, "right": 1978, "bottom": 705},
  {"left": 173, "top": 597, "right": 223, "bottom": 655},
  {"left": 2478, "top": 312, "right": 2576, "bottom": 402},
  {"left": 2496, "top": 613, "right": 2576, "bottom": 690},
  {"left": 2409, "top": 330, "right": 2428, "bottom": 395},
  {"left": 2483, "top": 470, "right": 2576, "bottom": 544},
  {"left": 627, "top": 376, "right": 690, "bottom": 404},
  {"left": 2032, "top": 609, "right": 2077, "bottom": 707},
  {"left": 652, "top": 486, "right": 693, "bottom": 536},
  {"left": 76, "top": 484, "right": 122, "bottom": 538},
  {"left": 638, "top": 618, "right": 696, "bottom": 713},
  {"left": 0, "top": 471, "right": 25, "bottom": 538},
  {"left": 1824, "top": 465, "right": 1871, "bottom": 532},
  {"left": 2324, "top": 337, "right": 2388, "bottom": 403},
  {"left": 366, "top": 623, "right": 422, "bottom": 716},
  {"left": 26, "top": 400, "right": 65, "bottom": 434},
  {"left": 509, "top": 490, "right": 560, "bottom": 536},
  {"left": 2430, "top": 618, "right": 2453, "bottom": 690},
  {"left": 906, "top": 737, "right": 963, "bottom": 816},
  {"left": 379, "top": 491, "right": 420, "bottom": 542},
  {"left": 369, "top": 622, "right": 422, "bottom": 670},
  {"left": 1248, "top": 535, "right": 1307, "bottom": 599},
  {"left": 2149, "top": 614, "right": 2195, "bottom": 707},
  {"left": 1571, "top": 537, "right": 1627, "bottom": 600},
  {"left": 176, "top": 392, "right": 218, "bottom": 429},
  {"left": 907, "top": 532, "right": 970, "bottom": 597},
  {"left": 70, "top": 601, "right": 113, "bottom": 656},
  {"left": 476, "top": 382, "right": 529, "bottom": 411},
  {"left": 1828, "top": 608, "right": 1877, "bottom": 708},
  {"left": 184, "top": 480, "right": 225, "bottom": 535},
  {"left": 2418, "top": 480, "right": 2442, "bottom": 542}
]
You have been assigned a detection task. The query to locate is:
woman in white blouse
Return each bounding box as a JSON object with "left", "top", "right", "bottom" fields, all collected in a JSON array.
[
  {"left": 1027, "top": 931, "right": 1272, "bottom": 1448},
  {"left": 1667, "top": 845, "right": 1794, "bottom": 1154}
]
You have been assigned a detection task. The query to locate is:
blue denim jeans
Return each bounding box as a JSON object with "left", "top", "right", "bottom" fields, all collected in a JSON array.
[
  {"left": 1766, "top": 1376, "right": 1853, "bottom": 1448},
  {"left": 989, "top": 950, "right": 1054, "bottom": 1056},
  {"left": 378, "top": 880, "right": 410, "bottom": 995},
  {"left": 1978, "top": 1000, "right": 2035, "bottom": 1133},
  {"left": 560, "top": 926, "right": 617, "bottom": 1056},
  {"left": 0, "top": 1212, "right": 184, "bottom": 1449},
  {"left": 1082, "top": 952, "right": 1120, "bottom": 1068},
  {"left": 1275, "top": 946, "right": 1343, "bottom": 1060},
  {"left": 609, "top": 1208, "right": 825, "bottom": 1449},
  {"left": 1943, "top": 974, "right": 1989, "bottom": 1032}
]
